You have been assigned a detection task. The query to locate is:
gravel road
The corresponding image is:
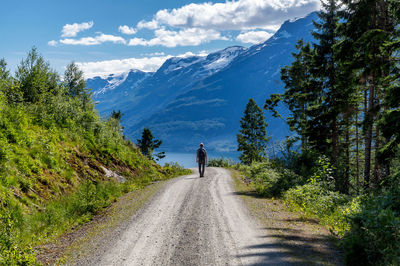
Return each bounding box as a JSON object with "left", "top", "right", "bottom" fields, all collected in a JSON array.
[{"left": 75, "top": 167, "right": 288, "bottom": 266}]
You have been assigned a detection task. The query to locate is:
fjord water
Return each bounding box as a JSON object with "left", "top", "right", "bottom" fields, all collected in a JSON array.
[{"left": 159, "top": 151, "right": 240, "bottom": 168}]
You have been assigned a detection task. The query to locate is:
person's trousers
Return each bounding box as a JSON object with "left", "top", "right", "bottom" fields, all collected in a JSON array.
[{"left": 198, "top": 163, "right": 205, "bottom": 177}]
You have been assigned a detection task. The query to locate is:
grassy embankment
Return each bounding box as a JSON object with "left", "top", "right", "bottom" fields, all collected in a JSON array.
[
  {"left": 0, "top": 100, "right": 190, "bottom": 265},
  {"left": 0, "top": 51, "right": 190, "bottom": 265}
]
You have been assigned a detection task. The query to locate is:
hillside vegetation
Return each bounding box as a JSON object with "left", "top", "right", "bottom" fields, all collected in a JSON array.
[
  {"left": 212, "top": 1, "right": 400, "bottom": 265},
  {"left": 0, "top": 49, "right": 189, "bottom": 265}
]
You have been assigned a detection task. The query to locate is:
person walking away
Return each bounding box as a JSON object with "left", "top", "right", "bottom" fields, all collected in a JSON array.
[{"left": 196, "top": 143, "right": 207, "bottom": 177}]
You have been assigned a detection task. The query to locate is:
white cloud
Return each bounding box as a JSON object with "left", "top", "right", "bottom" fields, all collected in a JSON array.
[
  {"left": 142, "top": 52, "right": 166, "bottom": 56},
  {"left": 60, "top": 34, "right": 126, "bottom": 46},
  {"left": 118, "top": 25, "right": 137, "bottom": 35},
  {"left": 128, "top": 38, "right": 148, "bottom": 46},
  {"left": 60, "top": 37, "right": 99, "bottom": 45},
  {"left": 236, "top": 31, "right": 273, "bottom": 44},
  {"left": 48, "top": 40, "right": 58, "bottom": 46},
  {"left": 61, "top": 21, "right": 94, "bottom": 37},
  {"left": 137, "top": 20, "right": 159, "bottom": 30},
  {"left": 76, "top": 52, "right": 207, "bottom": 78},
  {"left": 128, "top": 28, "right": 228, "bottom": 48},
  {"left": 96, "top": 34, "right": 126, "bottom": 44},
  {"left": 140, "top": 0, "right": 319, "bottom": 31}
]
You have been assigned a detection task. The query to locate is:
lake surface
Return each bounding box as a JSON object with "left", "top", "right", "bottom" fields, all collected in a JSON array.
[{"left": 159, "top": 151, "right": 239, "bottom": 168}]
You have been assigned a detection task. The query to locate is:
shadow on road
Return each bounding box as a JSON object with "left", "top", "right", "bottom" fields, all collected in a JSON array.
[
  {"left": 230, "top": 190, "right": 267, "bottom": 199},
  {"left": 237, "top": 228, "right": 341, "bottom": 265},
  {"left": 230, "top": 188, "right": 343, "bottom": 265}
]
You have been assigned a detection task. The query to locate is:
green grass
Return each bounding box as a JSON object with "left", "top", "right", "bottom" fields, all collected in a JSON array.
[{"left": 0, "top": 95, "right": 189, "bottom": 265}]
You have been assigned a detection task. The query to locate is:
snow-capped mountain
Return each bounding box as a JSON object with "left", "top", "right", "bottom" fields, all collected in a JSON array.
[
  {"left": 88, "top": 45, "right": 248, "bottom": 127},
  {"left": 87, "top": 70, "right": 152, "bottom": 116},
  {"left": 87, "top": 12, "right": 318, "bottom": 152}
]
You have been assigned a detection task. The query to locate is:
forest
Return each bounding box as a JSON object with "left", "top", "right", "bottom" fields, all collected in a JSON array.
[{"left": 225, "top": 0, "right": 400, "bottom": 265}]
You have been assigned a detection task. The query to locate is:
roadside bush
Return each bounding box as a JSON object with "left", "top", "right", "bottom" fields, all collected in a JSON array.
[
  {"left": 27, "top": 180, "right": 125, "bottom": 239},
  {"left": 284, "top": 183, "right": 351, "bottom": 233},
  {"left": 163, "top": 162, "right": 192, "bottom": 177},
  {"left": 241, "top": 161, "right": 303, "bottom": 197},
  {"left": 342, "top": 185, "right": 400, "bottom": 266},
  {"left": 0, "top": 207, "right": 37, "bottom": 265},
  {"left": 207, "top": 157, "right": 236, "bottom": 168}
]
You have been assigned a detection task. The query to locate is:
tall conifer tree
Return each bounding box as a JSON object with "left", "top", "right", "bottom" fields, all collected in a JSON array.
[{"left": 237, "top": 98, "right": 269, "bottom": 165}]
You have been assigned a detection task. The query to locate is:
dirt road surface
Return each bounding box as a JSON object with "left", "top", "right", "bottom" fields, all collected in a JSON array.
[{"left": 74, "top": 167, "right": 291, "bottom": 265}]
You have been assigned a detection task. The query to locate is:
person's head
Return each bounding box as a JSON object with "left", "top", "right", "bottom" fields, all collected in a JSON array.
[{"left": 200, "top": 143, "right": 204, "bottom": 148}]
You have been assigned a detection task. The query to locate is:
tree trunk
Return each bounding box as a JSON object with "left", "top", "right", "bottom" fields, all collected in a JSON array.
[
  {"left": 344, "top": 113, "right": 350, "bottom": 194},
  {"left": 364, "top": 79, "right": 374, "bottom": 189},
  {"left": 355, "top": 107, "right": 360, "bottom": 190}
]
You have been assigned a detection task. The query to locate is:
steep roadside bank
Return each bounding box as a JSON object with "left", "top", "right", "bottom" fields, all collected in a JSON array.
[{"left": 0, "top": 51, "right": 191, "bottom": 265}]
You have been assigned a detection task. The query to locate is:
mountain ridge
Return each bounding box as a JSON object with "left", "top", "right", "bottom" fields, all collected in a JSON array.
[{"left": 87, "top": 12, "right": 318, "bottom": 152}]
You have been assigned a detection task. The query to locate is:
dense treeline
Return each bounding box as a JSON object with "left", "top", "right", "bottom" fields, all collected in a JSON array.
[
  {"left": 264, "top": 0, "right": 400, "bottom": 264},
  {"left": 266, "top": 0, "right": 400, "bottom": 193},
  {"left": 231, "top": 0, "right": 399, "bottom": 265},
  {"left": 0, "top": 48, "right": 188, "bottom": 264}
]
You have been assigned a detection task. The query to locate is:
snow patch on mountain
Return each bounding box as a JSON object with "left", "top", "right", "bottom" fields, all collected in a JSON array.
[
  {"left": 163, "top": 56, "right": 205, "bottom": 74},
  {"left": 277, "top": 30, "right": 292, "bottom": 39},
  {"left": 93, "top": 72, "right": 129, "bottom": 95},
  {"left": 204, "top": 46, "right": 246, "bottom": 71}
]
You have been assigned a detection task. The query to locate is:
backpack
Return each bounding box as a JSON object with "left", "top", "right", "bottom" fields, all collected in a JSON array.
[{"left": 198, "top": 148, "right": 206, "bottom": 160}]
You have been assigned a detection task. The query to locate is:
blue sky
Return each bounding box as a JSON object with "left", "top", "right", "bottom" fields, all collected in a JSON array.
[{"left": 1, "top": 0, "right": 320, "bottom": 78}]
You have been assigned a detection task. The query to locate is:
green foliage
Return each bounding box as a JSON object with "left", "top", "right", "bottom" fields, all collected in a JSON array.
[
  {"left": 237, "top": 98, "right": 269, "bottom": 165},
  {"left": 111, "top": 110, "right": 123, "bottom": 121},
  {"left": 162, "top": 162, "right": 192, "bottom": 177},
  {"left": 0, "top": 206, "right": 37, "bottom": 265},
  {"left": 15, "top": 47, "right": 59, "bottom": 103},
  {"left": 262, "top": 0, "right": 400, "bottom": 264},
  {"left": 137, "top": 128, "right": 164, "bottom": 161},
  {"left": 284, "top": 183, "right": 351, "bottom": 235},
  {"left": 207, "top": 157, "right": 236, "bottom": 168},
  {"left": 240, "top": 160, "right": 304, "bottom": 197},
  {"left": 342, "top": 185, "right": 400, "bottom": 266},
  {"left": 0, "top": 50, "right": 189, "bottom": 265},
  {"left": 282, "top": 153, "right": 352, "bottom": 235},
  {"left": 64, "top": 62, "right": 87, "bottom": 98},
  {"left": 265, "top": 0, "right": 400, "bottom": 192},
  {"left": 308, "top": 155, "right": 335, "bottom": 190}
]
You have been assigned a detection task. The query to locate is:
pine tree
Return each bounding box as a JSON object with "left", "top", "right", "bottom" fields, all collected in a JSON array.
[
  {"left": 377, "top": 3, "right": 400, "bottom": 176},
  {"left": 15, "top": 47, "right": 59, "bottom": 103},
  {"left": 64, "top": 62, "right": 87, "bottom": 98},
  {"left": 266, "top": 40, "right": 328, "bottom": 154},
  {"left": 111, "top": 110, "right": 123, "bottom": 121},
  {"left": 137, "top": 128, "right": 165, "bottom": 161},
  {"left": 340, "top": 0, "right": 399, "bottom": 188},
  {"left": 237, "top": 98, "right": 269, "bottom": 165},
  {"left": 0, "top": 58, "right": 9, "bottom": 81},
  {"left": 312, "top": 0, "right": 341, "bottom": 159}
]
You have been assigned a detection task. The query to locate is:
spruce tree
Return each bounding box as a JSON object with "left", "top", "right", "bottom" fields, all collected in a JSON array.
[
  {"left": 15, "top": 47, "right": 59, "bottom": 103},
  {"left": 312, "top": 0, "right": 341, "bottom": 159},
  {"left": 340, "top": 0, "right": 400, "bottom": 187},
  {"left": 137, "top": 128, "right": 165, "bottom": 161},
  {"left": 111, "top": 110, "right": 123, "bottom": 121},
  {"left": 378, "top": 4, "right": 400, "bottom": 175},
  {"left": 64, "top": 62, "right": 87, "bottom": 98},
  {"left": 237, "top": 98, "right": 269, "bottom": 165}
]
